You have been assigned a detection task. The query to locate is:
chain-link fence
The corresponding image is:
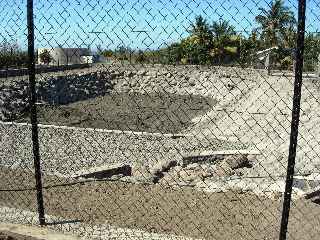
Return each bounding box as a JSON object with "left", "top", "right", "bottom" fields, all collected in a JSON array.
[{"left": 1, "top": 0, "right": 320, "bottom": 239}]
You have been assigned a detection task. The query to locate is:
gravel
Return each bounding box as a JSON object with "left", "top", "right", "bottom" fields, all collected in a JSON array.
[{"left": 0, "top": 122, "right": 245, "bottom": 177}]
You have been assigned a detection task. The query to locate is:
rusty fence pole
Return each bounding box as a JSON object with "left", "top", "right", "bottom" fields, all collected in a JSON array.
[
  {"left": 27, "top": 0, "right": 46, "bottom": 226},
  {"left": 279, "top": 0, "right": 307, "bottom": 239}
]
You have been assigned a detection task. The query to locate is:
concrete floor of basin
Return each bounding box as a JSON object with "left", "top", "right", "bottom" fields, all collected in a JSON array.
[{"left": 17, "top": 92, "right": 216, "bottom": 134}]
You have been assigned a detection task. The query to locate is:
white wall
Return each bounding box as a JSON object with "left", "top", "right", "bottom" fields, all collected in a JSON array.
[{"left": 38, "top": 48, "right": 91, "bottom": 65}]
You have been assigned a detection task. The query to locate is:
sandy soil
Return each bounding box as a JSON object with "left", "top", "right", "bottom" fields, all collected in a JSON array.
[
  {"left": 0, "top": 231, "right": 40, "bottom": 240},
  {"left": 1, "top": 167, "right": 320, "bottom": 240}
]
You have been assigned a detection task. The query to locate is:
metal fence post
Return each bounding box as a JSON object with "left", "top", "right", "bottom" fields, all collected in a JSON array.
[
  {"left": 279, "top": 0, "right": 307, "bottom": 239},
  {"left": 27, "top": 0, "right": 46, "bottom": 226},
  {"left": 317, "top": 54, "right": 320, "bottom": 77}
]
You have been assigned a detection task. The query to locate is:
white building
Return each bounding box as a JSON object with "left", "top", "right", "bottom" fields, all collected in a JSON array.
[{"left": 38, "top": 47, "right": 93, "bottom": 65}]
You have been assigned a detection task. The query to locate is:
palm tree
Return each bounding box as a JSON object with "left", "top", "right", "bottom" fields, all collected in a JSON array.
[
  {"left": 255, "top": 0, "right": 296, "bottom": 47},
  {"left": 210, "top": 19, "right": 238, "bottom": 63},
  {"left": 211, "top": 19, "right": 236, "bottom": 42},
  {"left": 189, "top": 15, "right": 212, "bottom": 46}
]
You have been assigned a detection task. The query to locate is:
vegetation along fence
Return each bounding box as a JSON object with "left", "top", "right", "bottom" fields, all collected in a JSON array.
[{"left": 1, "top": 0, "right": 320, "bottom": 239}]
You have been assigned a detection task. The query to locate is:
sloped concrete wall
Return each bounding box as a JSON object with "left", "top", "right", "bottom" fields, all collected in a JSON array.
[{"left": 0, "top": 122, "right": 231, "bottom": 177}]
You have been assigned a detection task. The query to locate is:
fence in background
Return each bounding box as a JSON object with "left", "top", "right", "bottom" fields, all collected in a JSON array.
[{"left": 1, "top": 0, "right": 320, "bottom": 239}]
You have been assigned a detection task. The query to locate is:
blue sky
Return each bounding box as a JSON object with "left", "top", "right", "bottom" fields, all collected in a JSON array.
[{"left": 0, "top": 0, "right": 319, "bottom": 51}]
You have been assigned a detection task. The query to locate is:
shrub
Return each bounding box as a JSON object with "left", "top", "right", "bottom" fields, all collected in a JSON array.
[
  {"left": 39, "top": 49, "right": 52, "bottom": 65},
  {"left": 279, "top": 56, "right": 293, "bottom": 70},
  {"left": 136, "top": 50, "right": 146, "bottom": 63}
]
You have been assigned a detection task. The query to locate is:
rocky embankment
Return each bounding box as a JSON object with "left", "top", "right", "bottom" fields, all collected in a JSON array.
[
  {"left": 0, "top": 84, "right": 29, "bottom": 121},
  {"left": 0, "top": 64, "right": 266, "bottom": 121},
  {"left": 0, "top": 71, "right": 114, "bottom": 121}
]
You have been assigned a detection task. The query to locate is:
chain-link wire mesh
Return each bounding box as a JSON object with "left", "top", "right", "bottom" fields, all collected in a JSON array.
[
  {"left": 0, "top": 0, "right": 41, "bottom": 228},
  {"left": 0, "top": 0, "right": 320, "bottom": 239},
  {"left": 286, "top": 1, "right": 320, "bottom": 240}
]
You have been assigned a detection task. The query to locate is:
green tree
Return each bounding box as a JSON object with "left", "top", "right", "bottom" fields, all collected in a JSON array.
[
  {"left": 163, "top": 43, "right": 184, "bottom": 64},
  {"left": 182, "top": 15, "right": 213, "bottom": 64},
  {"left": 211, "top": 19, "right": 236, "bottom": 41},
  {"left": 304, "top": 33, "right": 320, "bottom": 71},
  {"left": 0, "top": 40, "right": 28, "bottom": 68},
  {"left": 239, "top": 31, "right": 262, "bottom": 66},
  {"left": 136, "top": 50, "right": 146, "bottom": 63},
  {"left": 181, "top": 37, "right": 212, "bottom": 64},
  {"left": 255, "top": 0, "right": 296, "bottom": 48},
  {"left": 116, "top": 46, "right": 131, "bottom": 61},
  {"left": 101, "top": 49, "right": 113, "bottom": 58},
  {"left": 210, "top": 19, "right": 238, "bottom": 64},
  {"left": 189, "top": 15, "right": 212, "bottom": 47},
  {"left": 39, "top": 49, "right": 52, "bottom": 65}
]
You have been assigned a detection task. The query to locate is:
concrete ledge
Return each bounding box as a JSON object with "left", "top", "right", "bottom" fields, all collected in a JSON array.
[
  {"left": 182, "top": 149, "right": 260, "bottom": 166},
  {"left": 0, "top": 121, "right": 191, "bottom": 138},
  {"left": 185, "top": 150, "right": 261, "bottom": 157},
  {"left": 0, "top": 223, "right": 79, "bottom": 240},
  {"left": 0, "top": 64, "right": 90, "bottom": 78},
  {"left": 297, "top": 174, "right": 320, "bottom": 201}
]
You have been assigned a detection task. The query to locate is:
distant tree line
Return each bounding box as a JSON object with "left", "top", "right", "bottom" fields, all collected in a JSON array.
[
  {"left": 1, "top": 0, "right": 319, "bottom": 71},
  {"left": 98, "top": 0, "right": 319, "bottom": 71},
  {"left": 304, "top": 33, "right": 320, "bottom": 71},
  {"left": 0, "top": 41, "right": 28, "bottom": 69}
]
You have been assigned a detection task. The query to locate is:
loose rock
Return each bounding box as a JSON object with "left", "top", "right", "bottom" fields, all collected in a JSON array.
[{"left": 224, "top": 155, "right": 252, "bottom": 170}]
